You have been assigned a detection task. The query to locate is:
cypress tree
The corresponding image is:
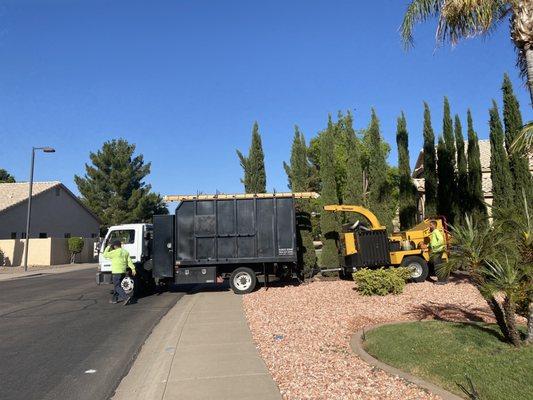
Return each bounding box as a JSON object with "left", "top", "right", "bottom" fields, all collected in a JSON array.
[
  {"left": 423, "top": 102, "right": 437, "bottom": 217},
  {"left": 284, "top": 126, "right": 316, "bottom": 278},
  {"left": 319, "top": 122, "right": 340, "bottom": 270},
  {"left": 236, "top": 122, "right": 267, "bottom": 193},
  {"left": 502, "top": 74, "right": 532, "bottom": 210},
  {"left": 489, "top": 100, "right": 514, "bottom": 214},
  {"left": 343, "top": 112, "right": 364, "bottom": 206},
  {"left": 466, "top": 110, "right": 486, "bottom": 220},
  {"left": 437, "top": 135, "right": 455, "bottom": 222},
  {"left": 367, "top": 109, "right": 393, "bottom": 228},
  {"left": 436, "top": 98, "right": 457, "bottom": 224},
  {"left": 455, "top": 115, "right": 468, "bottom": 224},
  {"left": 396, "top": 112, "right": 417, "bottom": 230}
]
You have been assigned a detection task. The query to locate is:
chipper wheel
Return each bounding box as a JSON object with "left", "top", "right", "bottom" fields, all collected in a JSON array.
[
  {"left": 400, "top": 256, "right": 429, "bottom": 282},
  {"left": 229, "top": 267, "right": 257, "bottom": 295}
]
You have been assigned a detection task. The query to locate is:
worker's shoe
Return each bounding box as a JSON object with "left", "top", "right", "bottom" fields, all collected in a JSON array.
[
  {"left": 109, "top": 299, "right": 118, "bottom": 304},
  {"left": 123, "top": 296, "right": 133, "bottom": 306}
]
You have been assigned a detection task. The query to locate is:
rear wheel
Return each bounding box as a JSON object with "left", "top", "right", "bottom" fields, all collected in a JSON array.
[
  {"left": 229, "top": 267, "right": 257, "bottom": 294},
  {"left": 400, "top": 256, "right": 429, "bottom": 282}
]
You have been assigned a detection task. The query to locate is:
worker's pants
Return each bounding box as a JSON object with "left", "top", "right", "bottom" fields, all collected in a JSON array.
[
  {"left": 112, "top": 273, "right": 127, "bottom": 301},
  {"left": 431, "top": 252, "right": 447, "bottom": 282}
]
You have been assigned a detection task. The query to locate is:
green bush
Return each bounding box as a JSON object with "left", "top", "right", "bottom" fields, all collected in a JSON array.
[
  {"left": 353, "top": 267, "right": 411, "bottom": 296},
  {"left": 68, "top": 237, "right": 84, "bottom": 263}
]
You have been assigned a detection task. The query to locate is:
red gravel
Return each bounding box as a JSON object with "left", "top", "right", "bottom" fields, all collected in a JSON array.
[{"left": 243, "top": 277, "right": 494, "bottom": 400}]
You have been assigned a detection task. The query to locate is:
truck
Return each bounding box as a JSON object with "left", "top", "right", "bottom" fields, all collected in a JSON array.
[{"left": 97, "top": 192, "right": 319, "bottom": 294}]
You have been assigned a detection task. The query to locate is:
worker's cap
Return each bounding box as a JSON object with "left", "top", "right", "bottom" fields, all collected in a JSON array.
[{"left": 111, "top": 239, "right": 122, "bottom": 247}]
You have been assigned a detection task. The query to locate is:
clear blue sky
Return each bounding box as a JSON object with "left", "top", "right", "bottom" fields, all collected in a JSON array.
[{"left": 1, "top": 0, "right": 531, "bottom": 199}]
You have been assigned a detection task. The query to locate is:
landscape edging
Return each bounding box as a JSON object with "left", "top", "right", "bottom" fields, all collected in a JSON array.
[{"left": 350, "top": 321, "right": 464, "bottom": 400}]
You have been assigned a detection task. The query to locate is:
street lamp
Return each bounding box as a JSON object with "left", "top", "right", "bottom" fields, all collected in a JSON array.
[{"left": 23, "top": 146, "right": 56, "bottom": 272}]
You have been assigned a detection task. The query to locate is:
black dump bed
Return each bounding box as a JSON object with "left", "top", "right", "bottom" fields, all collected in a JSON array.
[
  {"left": 176, "top": 196, "right": 297, "bottom": 265},
  {"left": 151, "top": 195, "right": 298, "bottom": 279}
]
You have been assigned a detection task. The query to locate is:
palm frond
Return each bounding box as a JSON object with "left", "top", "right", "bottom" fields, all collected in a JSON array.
[
  {"left": 401, "top": 0, "right": 511, "bottom": 48},
  {"left": 401, "top": 0, "right": 442, "bottom": 48},
  {"left": 509, "top": 121, "right": 533, "bottom": 156}
]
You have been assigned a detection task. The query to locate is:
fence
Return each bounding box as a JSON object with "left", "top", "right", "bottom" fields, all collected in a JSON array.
[{"left": 0, "top": 238, "right": 96, "bottom": 267}]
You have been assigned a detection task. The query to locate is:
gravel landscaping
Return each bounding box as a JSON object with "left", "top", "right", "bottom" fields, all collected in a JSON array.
[{"left": 243, "top": 276, "right": 495, "bottom": 400}]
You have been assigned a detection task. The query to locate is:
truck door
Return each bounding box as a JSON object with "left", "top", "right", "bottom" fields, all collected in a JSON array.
[{"left": 153, "top": 215, "right": 175, "bottom": 279}]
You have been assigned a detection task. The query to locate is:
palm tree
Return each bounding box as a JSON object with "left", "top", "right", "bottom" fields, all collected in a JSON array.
[
  {"left": 481, "top": 259, "right": 524, "bottom": 346},
  {"left": 401, "top": 0, "right": 533, "bottom": 107},
  {"left": 438, "top": 216, "right": 517, "bottom": 344}
]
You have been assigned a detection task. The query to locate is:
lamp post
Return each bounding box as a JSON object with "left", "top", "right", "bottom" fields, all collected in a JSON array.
[{"left": 23, "top": 146, "right": 55, "bottom": 272}]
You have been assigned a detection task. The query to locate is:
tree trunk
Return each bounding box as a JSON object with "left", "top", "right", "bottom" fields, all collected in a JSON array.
[
  {"left": 486, "top": 295, "right": 511, "bottom": 342},
  {"left": 526, "top": 48, "right": 533, "bottom": 108},
  {"left": 503, "top": 296, "right": 522, "bottom": 346},
  {"left": 527, "top": 297, "right": 533, "bottom": 344}
]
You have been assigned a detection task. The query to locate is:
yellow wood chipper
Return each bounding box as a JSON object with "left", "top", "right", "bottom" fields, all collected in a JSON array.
[{"left": 324, "top": 205, "right": 449, "bottom": 281}]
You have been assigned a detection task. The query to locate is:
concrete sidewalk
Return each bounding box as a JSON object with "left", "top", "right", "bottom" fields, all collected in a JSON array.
[
  {"left": 0, "top": 263, "right": 97, "bottom": 281},
  {"left": 112, "top": 289, "right": 282, "bottom": 400}
]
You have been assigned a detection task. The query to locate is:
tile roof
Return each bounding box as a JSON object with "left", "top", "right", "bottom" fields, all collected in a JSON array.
[{"left": 0, "top": 181, "right": 61, "bottom": 213}]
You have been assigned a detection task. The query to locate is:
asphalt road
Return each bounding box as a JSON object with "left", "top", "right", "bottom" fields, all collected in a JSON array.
[{"left": 0, "top": 267, "right": 183, "bottom": 400}]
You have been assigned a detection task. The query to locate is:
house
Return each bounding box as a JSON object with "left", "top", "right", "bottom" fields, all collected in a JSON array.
[
  {"left": 0, "top": 181, "right": 100, "bottom": 239},
  {"left": 412, "top": 139, "right": 533, "bottom": 219}
]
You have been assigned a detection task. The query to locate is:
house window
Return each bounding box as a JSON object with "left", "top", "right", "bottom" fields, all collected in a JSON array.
[
  {"left": 64, "top": 233, "right": 71, "bottom": 238},
  {"left": 91, "top": 233, "right": 98, "bottom": 238},
  {"left": 39, "top": 233, "right": 47, "bottom": 238},
  {"left": 21, "top": 233, "right": 26, "bottom": 239},
  {"left": 11, "top": 232, "right": 16, "bottom": 239}
]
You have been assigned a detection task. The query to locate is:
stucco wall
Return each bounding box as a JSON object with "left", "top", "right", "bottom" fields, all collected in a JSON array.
[
  {"left": 0, "top": 238, "right": 96, "bottom": 266},
  {"left": 0, "top": 186, "right": 100, "bottom": 239}
]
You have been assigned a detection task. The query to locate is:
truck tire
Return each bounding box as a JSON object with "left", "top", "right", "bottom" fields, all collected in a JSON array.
[
  {"left": 229, "top": 267, "right": 257, "bottom": 294},
  {"left": 400, "top": 256, "right": 429, "bottom": 282}
]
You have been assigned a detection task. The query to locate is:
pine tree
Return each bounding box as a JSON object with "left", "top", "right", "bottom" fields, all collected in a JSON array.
[
  {"left": 454, "top": 115, "right": 469, "bottom": 224},
  {"left": 367, "top": 109, "right": 394, "bottom": 228},
  {"left": 284, "top": 127, "right": 316, "bottom": 278},
  {"left": 0, "top": 169, "right": 15, "bottom": 183},
  {"left": 502, "top": 74, "right": 532, "bottom": 211},
  {"left": 319, "top": 122, "right": 339, "bottom": 270},
  {"left": 436, "top": 98, "right": 457, "bottom": 223},
  {"left": 396, "top": 112, "right": 417, "bottom": 230},
  {"left": 343, "top": 112, "right": 364, "bottom": 206},
  {"left": 489, "top": 100, "right": 514, "bottom": 214},
  {"left": 423, "top": 102, "right": 437, "bottom": 217},
  {"left": 74, "top": 139, "right": 167, "bottom": 229},
  {"left": 466, "top": 110, "right": 486, "bottom": 221},
  {"left": 236, "top": 121, "right": 267, "bottom": 193}
]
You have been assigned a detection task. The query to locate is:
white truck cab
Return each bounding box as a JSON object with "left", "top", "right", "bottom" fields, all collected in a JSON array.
[{"left": 96, "top": 223, "right": 153, "bottom": 284}]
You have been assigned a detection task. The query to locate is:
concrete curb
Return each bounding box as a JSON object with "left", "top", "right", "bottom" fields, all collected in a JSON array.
[{"left": 350, "top": 321, "right": 464, "bottom": 400}]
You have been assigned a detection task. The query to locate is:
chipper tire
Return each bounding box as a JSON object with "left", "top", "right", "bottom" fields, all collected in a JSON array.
[
  {"left": 401, "top": 256, "right": 429, "bottom": 283},
  {"left": 229, "top": 267, "right": 257, "bottom": 294}
]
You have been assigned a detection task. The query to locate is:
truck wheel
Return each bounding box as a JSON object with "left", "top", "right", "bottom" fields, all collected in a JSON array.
[
  {"left": 400, "top": 256, "right": 429, "bottom": 282},
  {"left": 229, "top": 267, "right": 257, "bottom": 294}
]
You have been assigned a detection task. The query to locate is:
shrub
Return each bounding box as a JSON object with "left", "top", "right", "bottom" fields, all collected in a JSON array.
[
  {"left": 353, "top": 267, "right": 411, "bottom": 296},
  {"left": 68, "top": 237, "right": 84, "bottom": 263}
]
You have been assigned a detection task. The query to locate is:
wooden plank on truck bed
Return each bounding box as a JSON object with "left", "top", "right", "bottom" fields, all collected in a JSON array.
[{"left": 164, "top": 192, "right": 320, "bottom": 202}]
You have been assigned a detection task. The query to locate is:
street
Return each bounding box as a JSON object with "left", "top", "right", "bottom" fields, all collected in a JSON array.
[{"left": 0, "top": 267, "right": 183, "bottom": 400}]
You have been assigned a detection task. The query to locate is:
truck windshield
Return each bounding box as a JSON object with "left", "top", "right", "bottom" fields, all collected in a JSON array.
[{"left": 107, "top": 230, "right": 135, "bottom": 245}]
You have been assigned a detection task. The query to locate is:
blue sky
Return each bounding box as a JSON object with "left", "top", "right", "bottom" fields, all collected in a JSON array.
[{"left": 0, "top": 0, "right": 531, "bottom": 199}]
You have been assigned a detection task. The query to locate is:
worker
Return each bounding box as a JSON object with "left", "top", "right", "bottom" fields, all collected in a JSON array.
[
  {"left": 103, "top": 239, "right": 136, "bottom": 305},
  {"left": 428, "top": 220, "right": 447, "bottom": 285}
]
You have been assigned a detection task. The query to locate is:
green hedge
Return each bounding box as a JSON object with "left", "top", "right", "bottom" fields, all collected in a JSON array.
[{"left": 353, "top": 267, "right": 411, "bottom": 296}]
